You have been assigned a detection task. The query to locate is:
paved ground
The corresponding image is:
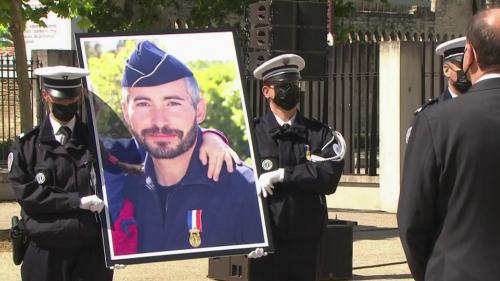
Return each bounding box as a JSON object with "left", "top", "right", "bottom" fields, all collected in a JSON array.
[{"left": 0, "top": 201, "right": 412, "bottom": 281}]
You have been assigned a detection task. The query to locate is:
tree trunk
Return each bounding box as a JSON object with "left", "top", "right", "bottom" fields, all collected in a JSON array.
[{"left": 9, "top": 0, "right": 33, "bottom": 131}]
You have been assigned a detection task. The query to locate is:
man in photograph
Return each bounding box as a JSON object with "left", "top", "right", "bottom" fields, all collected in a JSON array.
[{"left": 118, "top": 40, "right": 265, "bottom": 253}]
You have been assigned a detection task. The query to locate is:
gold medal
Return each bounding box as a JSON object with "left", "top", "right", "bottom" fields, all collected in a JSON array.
[
  {"left": 305, "top": 144, "right": 311, "bottom": 161},
  {"left": 189, "top": 228, "right": 202, "bottom": 248}
]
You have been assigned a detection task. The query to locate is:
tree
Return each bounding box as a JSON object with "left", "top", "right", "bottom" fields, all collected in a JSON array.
[{"left": 0, "top": 0, "right": 94, "bottom": 131}]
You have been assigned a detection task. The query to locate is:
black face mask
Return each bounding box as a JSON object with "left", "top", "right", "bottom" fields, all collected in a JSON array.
[
  {"left": 457, "top": 49, "right": 473, "bottom": 93},
  {"left": 272, "top": 83, "right": 301, "bottom": 110},
  {"left": 453, "top": 69, "right": 472, "bottom": 93},
  {"left": 52, "top": 102, "right": 78, "bottom": 122}
]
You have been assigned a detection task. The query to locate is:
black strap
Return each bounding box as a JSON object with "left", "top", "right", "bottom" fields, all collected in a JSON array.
[{"left": 59, "top": 126, "right": 72, "bottom": 145}]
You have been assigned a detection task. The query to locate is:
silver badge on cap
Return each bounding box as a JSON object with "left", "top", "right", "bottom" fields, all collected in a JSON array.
[
  {"left": 7, "top": 152, "right": 13, "bottom": 172},
  {"left": 35, "top": 172, "right": 46, "bottom": 185},
  {"left": 261, "top": 159, "right": 273, "bottom": 171}
]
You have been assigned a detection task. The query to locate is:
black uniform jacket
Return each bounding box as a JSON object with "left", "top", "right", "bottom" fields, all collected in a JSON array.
[
  {"left": 399, "top": 77, "right": 500, "bottom": 281},
  {"left": 254, "top": 112, "right": 344, "bottom": 241},
  {"left": 8, "top": 117, "right": 100, "bottom": 248}
]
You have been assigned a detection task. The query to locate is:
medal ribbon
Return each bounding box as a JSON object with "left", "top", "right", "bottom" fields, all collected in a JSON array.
[{"left": 187, "top": 209, "right": 203, "bottom": 232}]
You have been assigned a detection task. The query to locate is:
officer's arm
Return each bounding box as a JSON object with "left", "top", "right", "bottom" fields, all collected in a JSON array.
[
  {"left": 282, "top": 129, "right": 344, "bottom": 195},
  {"left": 397, "top": 113, "right": 438, "bottom": 281},
  {"left": 199, "top": 128, "right": 241, "bottom": 182},
  {"left": 8, "top": 141, "right": 80, "bottom": 215}
]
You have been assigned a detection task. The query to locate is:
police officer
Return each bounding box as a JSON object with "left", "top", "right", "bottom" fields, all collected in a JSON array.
[
  {"left": 406, "top": 36, "right": 470, "bottom": 143},
  {"left": 8, "top": 66, "right": 113, "bottom": 281},
  {"left": 398, "top": 8, "right": 500, "bottom": 281},
  {"left": 248, "top": 54, "right": 345, "bottom": 281}
]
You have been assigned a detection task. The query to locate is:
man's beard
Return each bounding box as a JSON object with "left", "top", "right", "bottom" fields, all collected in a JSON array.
[{"left": 134, "top": 119, "right": 198, "bottom": 159}]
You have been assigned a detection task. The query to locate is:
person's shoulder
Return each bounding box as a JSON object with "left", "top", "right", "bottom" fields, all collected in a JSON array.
[
  {"left": 300, "top": 116, "right": 330, "bottom": 132},
  {"left": 223, "top": 163, "right": 255, "bottom": 185},
  {"left": 103, "top": 138, "right": 138, "bottom": 155},
  {"left": 123, "top": 172, "right": 145, "bottom": 190},
  {"left": 414, "top": 97, "right": 440, "bottom": 116},
  {"left": 13, "top": 126, "right": 40, "bottom": 146}
]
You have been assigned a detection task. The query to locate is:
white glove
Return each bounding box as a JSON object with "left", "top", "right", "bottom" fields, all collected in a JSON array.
[
  {"left": 110, "top": 264, "right": 127, "bottom": 270},
  {"left": 257, "top": 168, "right": 284, "bottom": 198},
  {"left": 247, "top": 248, "right": 268, "bottom": 259},
  {"left": 79, "top": 195, "right": 104, "bottom": 213}
]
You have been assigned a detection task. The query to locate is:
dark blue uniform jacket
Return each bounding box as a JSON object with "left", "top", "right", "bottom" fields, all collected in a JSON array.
[{"left": 123, "top": 129, "right": 264, "bottom": 252}]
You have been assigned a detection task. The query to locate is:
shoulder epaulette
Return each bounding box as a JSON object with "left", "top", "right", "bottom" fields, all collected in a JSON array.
[
  {"left": 414, "top": 97, "right": 439, "bottom": 116},
  {"left": 17, "top": 126, "right": 39, "bottom": 140}
]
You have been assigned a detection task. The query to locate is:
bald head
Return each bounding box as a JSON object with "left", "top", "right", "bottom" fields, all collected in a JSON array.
[{"left": 466, "top": 8, "right": 500, "bottom": 70}]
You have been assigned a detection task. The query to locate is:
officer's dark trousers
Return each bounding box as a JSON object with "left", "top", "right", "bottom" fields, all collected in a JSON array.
[
  {"left": 21, "top": 239, "right": 113, "bottom": 281},
  {"left": 250, "top": 238, "right": 321, "bottom": 281}
]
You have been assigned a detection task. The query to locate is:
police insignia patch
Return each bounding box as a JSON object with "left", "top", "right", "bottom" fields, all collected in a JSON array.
[
  {"left": 35, "top": 172, "right": 46, "bottom": 184},
  {"left": 261, "top": 159, "right": 273, "bottom": 171},
  {"left": 7, "top": 152, "right": 13, "bottom": 172}
]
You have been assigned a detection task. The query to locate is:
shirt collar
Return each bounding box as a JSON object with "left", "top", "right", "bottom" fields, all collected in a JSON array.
[
  {"left": 448, "top": 87, "right": 459, "bottom": 98},
  {"left": 49, "top": 115, "right": 76, "bottom": 135},
  {"left": 273, "top": 112, "right": 296, "bottom": 127},
  {"left": 476, "top": 73, "right": 500, "bottom": 84}
]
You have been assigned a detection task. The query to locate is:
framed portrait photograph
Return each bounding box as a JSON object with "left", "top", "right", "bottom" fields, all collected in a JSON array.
[{"left": 75, "top": 29, "right": 272, "bottom": 267}]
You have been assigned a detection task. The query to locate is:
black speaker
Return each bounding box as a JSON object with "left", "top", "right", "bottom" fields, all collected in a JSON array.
[
  {"left": 320, "top": 219, "right": 357, "bottom": 280},
  {"left": 247, "top": 49, "right": 327, "bottom": 79},
  {"left": 207, "top": 220, "right": 357, "bottom": 281},
  {"left": 248, "top": 0, "right": 327, "bottom": 53},
  {"left": 247, "top": 0, "right": 328, "bottom": 78},
  {"left": 249, "top": 25, "right": 327, "bottom": 51},
  {"left": 248, "top": 0, "right": 327, "bottom": 28}
]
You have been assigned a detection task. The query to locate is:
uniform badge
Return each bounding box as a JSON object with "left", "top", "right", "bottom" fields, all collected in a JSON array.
[
  {"left": 145, "top": 176, "right": 155, "bottom": 191},
  {"left": 35, "top": 172, "right": 46, "bottom": 185},
  {"left": 7, "top": 152, "right": 13, "bottom": 172},
  {"left": 304, "top": 144, "right": 311, "bottom": 161},
  {"left": 261, "top": 159, "right": 273, "bottom": 171},
  {"left": 188, "top": 209, "right": 202, "bottom": 248}
]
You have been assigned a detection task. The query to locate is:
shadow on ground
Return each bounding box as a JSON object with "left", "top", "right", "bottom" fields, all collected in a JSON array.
[
  {"left": 353, "top": 225, "right": 399, "bottom": 241},
  {"left": 351, "top": 273, "right": 413, "bottom": 280}
]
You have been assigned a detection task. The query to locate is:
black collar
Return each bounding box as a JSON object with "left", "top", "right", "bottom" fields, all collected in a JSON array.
[{"left": 263, "top": 111, "right": 307, "bottom": 139}]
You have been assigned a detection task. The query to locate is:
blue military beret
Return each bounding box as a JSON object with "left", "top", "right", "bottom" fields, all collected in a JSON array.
[{"left": 122, "top": 40, "right": 193, "bottom": 87}]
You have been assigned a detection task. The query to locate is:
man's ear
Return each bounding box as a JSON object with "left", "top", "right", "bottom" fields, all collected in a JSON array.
[
  {"left": 41, "top": 89, "right": 50, "bottom": 103},
  {"left": 262, "top": 85, "right": 272, "bottom": 99},
  {"left": 443, "top": 63, "right": 452, "bottom": 78},
  {"left": 196, "top": 98, "right": 207, "bottom": 124},
  {"left": 463, "top": 42, "right": 475, "bottom": 70}
]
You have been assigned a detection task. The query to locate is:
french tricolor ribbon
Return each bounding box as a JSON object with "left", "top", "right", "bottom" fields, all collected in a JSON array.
[{"left": 187, "top": 209, "right": 203, "bottom": 232}]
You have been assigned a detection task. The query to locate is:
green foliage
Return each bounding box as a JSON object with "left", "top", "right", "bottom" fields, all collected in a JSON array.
[
  {"left": 85, "top": 0, "right": 170, "bottom": 32},
  {"left": 189, "top": 0, "right": 250, "bottom": 28},
  {"left": 189, "top": 60, "right": 250, "bottom": 161},
  {"left": 0, "top": 24, "right": 13, "bottom": 47},
  {"left": 0, "top": 0, "right": 95, "bottom": 30},
  {"left": 85, "top": 40, "right": 136, "bottom": 136},
  {"left": 333, "top": 0, "right": 356, "bottom": 44}
]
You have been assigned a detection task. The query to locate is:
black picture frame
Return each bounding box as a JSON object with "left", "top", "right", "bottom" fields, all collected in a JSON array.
[{"left": 75, "top": 28, "right": 273, "bottom": 267}]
